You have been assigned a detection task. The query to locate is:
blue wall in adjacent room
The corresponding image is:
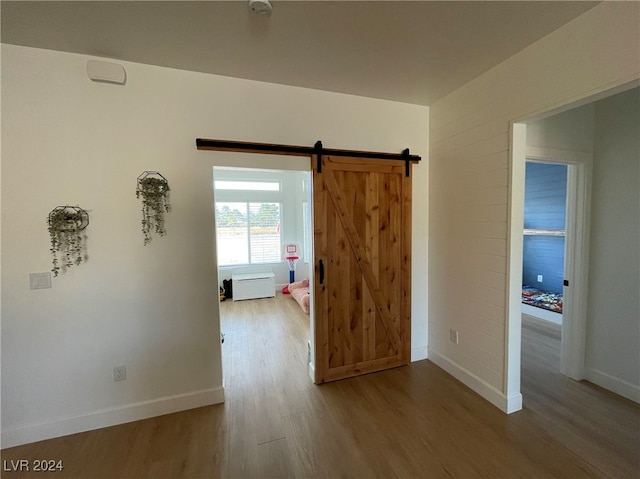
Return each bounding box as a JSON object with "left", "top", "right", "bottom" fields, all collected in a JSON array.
[{"left": 522, "top": 162, "right": 567, "bottom": 294}]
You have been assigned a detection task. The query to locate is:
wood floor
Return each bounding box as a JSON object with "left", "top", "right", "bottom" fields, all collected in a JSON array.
[{"left": 2, "top": 297, "right": 638, "bottom": 478}]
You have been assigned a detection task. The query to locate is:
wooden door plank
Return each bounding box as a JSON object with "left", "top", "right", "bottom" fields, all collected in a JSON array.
[
  {"left": 363, "top": 173, "right": 379, "bottom": 362},
  {"left": 375, "top": 172, "right": 393, "bottom": 358},
  {"left": 388, "top": 172, "right": 402, "bottom": 329},
  {"left": 321, "top": 155, "right": 409, "bottom": 170},
  {"left": 362, "top": 287, "right": 377, "bottom": 362},
  {"left": 323, "top": 356, "right": 404, "bottom": 381},
  {"left": 401, "top": 167, "right": 413, "bottom": 363},
  {"left": 312, "top": 165, "right": 328, "bottom": 383},
  {"left": 327, "top": 207, "right": 348, "bottom": 369},
  {"left": 323, "top": 168, "right": 401, "bottom": 353},
  {"left": 376, "top": 171, "right": 403, "bottom": 358},
  {"left": 321, "top": 162, "right": 406, "bottom": 174},
  {"left": 346, "top": 171, "right": 366, "bottom": 366}
]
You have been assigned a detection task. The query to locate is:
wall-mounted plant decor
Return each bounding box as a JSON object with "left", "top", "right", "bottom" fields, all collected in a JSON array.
[
  {"left": 47, "top": 206, "right": 90, "bottom": 277},
  {"left": 136, "top": 171, "right": 171, "bottom": 245}
]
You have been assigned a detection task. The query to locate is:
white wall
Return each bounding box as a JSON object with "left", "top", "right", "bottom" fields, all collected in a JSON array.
[
  {"left": 585, "top": 87, "right": 640, "bottom": 401},
  {"left": 1, "top": 44, "right": 429, "bottom": 447},
  {"left": 527, "top": 104, "right": 595, "bottom": 155},
  {"left": 428, "top": 2, "right": 640, "bottom": 412}
]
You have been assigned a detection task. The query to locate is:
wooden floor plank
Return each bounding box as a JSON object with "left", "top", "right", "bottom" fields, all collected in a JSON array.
[{"left": 1, "top": 296, "right": 638, "bottom": 478}]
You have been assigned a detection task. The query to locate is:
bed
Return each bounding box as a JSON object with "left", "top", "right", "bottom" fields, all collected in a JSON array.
[{"left": 522, "top": 285, "right": 563, "bottom": 313}]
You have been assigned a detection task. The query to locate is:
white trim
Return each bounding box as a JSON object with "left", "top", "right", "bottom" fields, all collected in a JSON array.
[
  {"left": 561, "top": 161, "right": 591, "bottom": 380},
  {"left": 521, "top": 304, "right": 562, "bottom": 325},
  {"left": 411, "top": 346, "right": 428, "bottom": 362},
  {"left": 505, "top": 122, "right": 526, "bottom": 404},
  {"left": 526, "top": 146, "right": 591, "bottom": 164},
  {"left": 308, "top": 361, "right": 315, "bottom": 383},
  {"left": 429, "top": 351, "right": 522, "bottom": 414},
  {"left": 1, "top": 387, "right": 225, "bottom": 449},
  {"left": 585, "top": 368, "right": 640, "bottom": 404}
]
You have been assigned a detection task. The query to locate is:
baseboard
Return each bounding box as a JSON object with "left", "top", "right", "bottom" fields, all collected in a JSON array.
[
  {"left": 429, "top": 350, "right": 522, "bottom": 414},
  {"left": 521, "top": 304, "right": 562, "bottom": 325},
  {"left": 585, "top": 367, "right": 640, "bottom": 404},
  {"left": 308, "top": 361, "right": 316, "bottom": 383},
  {"left": 1, "top": 387, "right": 225, "bottom": 449},
  {"left": 411, "top": 346, "right": 428, "bottom": 362},
  {"left": 505, "top": 391, "right": 523, "bottom": 413}
]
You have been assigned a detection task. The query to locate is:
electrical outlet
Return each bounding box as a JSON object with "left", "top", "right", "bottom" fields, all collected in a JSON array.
[
  {"left": 113, "top": 366, "right": 127, "bottom": 382},
  {"left": 449, "top": 329, "right": 459, "bottom": 344},
  {"left": 537, "top": 274, "right": 543, "bottom": 282}
]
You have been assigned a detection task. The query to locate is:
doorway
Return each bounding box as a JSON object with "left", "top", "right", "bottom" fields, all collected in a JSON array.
[
  {"left": 509, "top": 84, "right": 640, "bottom": 410},
  {"left": 212, "top": 165, "right": 314, "bottom": 384},
  {"left": 520, "top": 159, "right": 570, "bottom": 391},
  {"left": 509, "top": 124, "right": 591, "bottom": 408},
  {"left": 199, "top": 139, "right": 420, "bottom": 385},
  {"left": 521, "top": 161, "right": 567, "bottom": 326},
  {"left": 508, "top": 89, "right": 617, "bottom": 410}
]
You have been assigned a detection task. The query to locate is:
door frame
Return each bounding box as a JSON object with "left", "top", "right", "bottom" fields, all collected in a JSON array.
[
  {"left": 506, "top": 81, "right": 640, "bottom": 412},
  {"left": 211, "top": 161, "right": 315, "bottom": 384},
  {"left": 507, "top": 123, "right": 592, "bottom": 410}
]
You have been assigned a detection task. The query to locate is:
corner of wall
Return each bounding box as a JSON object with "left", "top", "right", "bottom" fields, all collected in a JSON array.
[
  {"left": 429, "top": 350, "right": 521, "bottom": 414},
  {"left": 585, "top": 368, "right": 640, "bottom": 404},
  {"left": 411, "top": 346, "right": 428, "bottom": 362}
]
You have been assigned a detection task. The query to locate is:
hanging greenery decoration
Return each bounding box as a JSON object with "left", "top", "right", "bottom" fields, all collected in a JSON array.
[
  {"left": 136, "top": 171, "right": 171, "bottom": 245},
  {"left": 47, "top": 206, "right": 89, "bottom": 277}
]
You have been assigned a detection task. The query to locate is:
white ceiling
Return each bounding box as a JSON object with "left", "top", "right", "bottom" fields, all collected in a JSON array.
[{"left": 1, "top": 1, "right": 599, "bottom": 105}]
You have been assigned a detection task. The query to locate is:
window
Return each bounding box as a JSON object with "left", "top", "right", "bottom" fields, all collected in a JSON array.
[
  {"left": 214, "top": 180, "right": 280, "bottom": 191},
  {"left": 215, "top": 202, "right": 281, "bottom": 266}
]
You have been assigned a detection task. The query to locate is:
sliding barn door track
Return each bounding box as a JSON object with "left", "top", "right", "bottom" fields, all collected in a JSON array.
[{"left": 196, "top": 138, "right": 421, "bottom": 177}]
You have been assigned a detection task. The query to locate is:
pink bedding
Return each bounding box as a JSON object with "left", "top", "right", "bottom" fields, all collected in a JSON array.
[{"left": 288, "top": 280, "right": 310, "bottom": 314}]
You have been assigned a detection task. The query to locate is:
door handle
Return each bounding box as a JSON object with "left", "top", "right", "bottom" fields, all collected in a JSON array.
[{"left": 319, "top": 259, "right": 325, "bottom": 285}]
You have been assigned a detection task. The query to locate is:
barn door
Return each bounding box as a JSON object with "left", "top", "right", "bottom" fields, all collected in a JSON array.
[{"left": 313, "top": 155, "right": 412, "bottom": 383}]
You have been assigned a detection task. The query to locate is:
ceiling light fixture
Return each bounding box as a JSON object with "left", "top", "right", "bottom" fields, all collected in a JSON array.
[{"left": 249, "top": 0, "right": 272, "bottom": 16}]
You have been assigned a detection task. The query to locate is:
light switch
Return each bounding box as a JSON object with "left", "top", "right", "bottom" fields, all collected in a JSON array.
[{"left": 29, "top": 272, "right": 52, "bottom": 290}]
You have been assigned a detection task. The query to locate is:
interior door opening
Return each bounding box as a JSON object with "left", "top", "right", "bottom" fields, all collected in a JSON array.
[
  {"left": 212, "top": 165, "right": 314, "bottom": 385},
  {"left": 199, "top": 140, "right": 420, "bottom": 387},
  {"left": 509, "top": 120, "right": 591, "bottom": 414},
  {"left": 521, "top": 160, "right": 570, "bottom": 381},
  {"left": 508, "top": 82, "right": 640, "bottom": 412},
  {"left": 522, "top": 161, "right": 568, "bottom": 324}
]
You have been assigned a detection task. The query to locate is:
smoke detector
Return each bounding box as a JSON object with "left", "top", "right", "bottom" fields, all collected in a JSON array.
[{"left": 249, "top": 0, "right": 272, "bottom": 16}]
